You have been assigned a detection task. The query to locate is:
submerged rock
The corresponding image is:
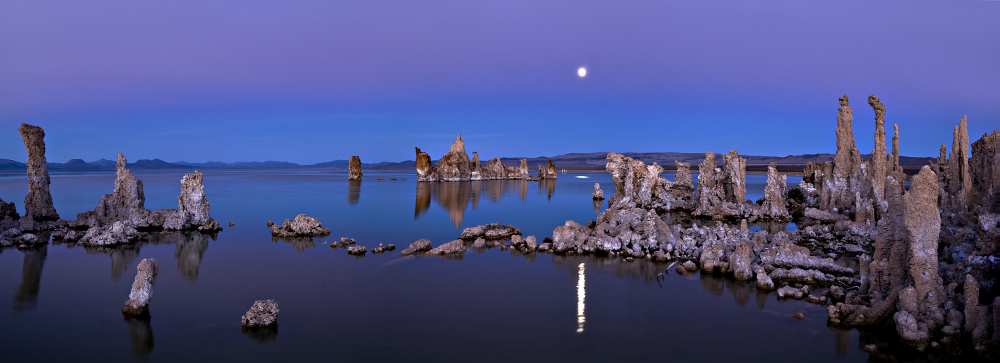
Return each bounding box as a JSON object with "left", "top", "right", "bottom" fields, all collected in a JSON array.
[
  {"left": 267, "top": 214, "right": 331, "bottom": 238},
  {"left": 348, "top": 155, "right": 362, "bottom": 181},
  {"left": 18, "top": 123, "right": 59, "bottom": 225},
  {"left": 401, "top": 239, "right": 433, "bottom": 255},
  {"left": 426, "top": 239, "right": 466, "bottom": 256},
  {"left": 241, "top": 299, "right": 279, "bottom": 328},
  {"left": 122, "top": 258, "right": 158, "bottom": 317}
]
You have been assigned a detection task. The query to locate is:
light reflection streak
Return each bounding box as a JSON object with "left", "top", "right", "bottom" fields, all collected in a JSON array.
[{"left": 576, "top": 262, "right": 586, "bottom": 334}]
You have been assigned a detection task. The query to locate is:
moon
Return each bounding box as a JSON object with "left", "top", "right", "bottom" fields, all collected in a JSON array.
[{"left": 577, "top": 66, "right": 588, "bottom": 78}]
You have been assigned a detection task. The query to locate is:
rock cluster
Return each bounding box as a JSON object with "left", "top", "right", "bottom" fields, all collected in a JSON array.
[
  {"left": 605, "top": 153, "right": 693, "bottom": 212},
  {"left": 122, "top": 258, "right": 158, "bottom": 317},
  {"left": 267, "top": 214, "right": 331, "bottom": 238},
  {"left": 348, "top": 155, "right": 362, "bottom": 181},
  {"left": 760, "top": 164, "right": 790, "bottom": 221},
  {"left": 538, "top": 160, "right": 558, "bottom": 179},
  {"left": 64, "top": 154, "right": 221, "bottom": 246},
  {"left": 416, "top": 135, "right": 544, "bottom": 182},
  {"left": 241, "top": 299, "right": 279, "bottom": 329},
  {"left": 401, "top": 239, "right": 433, "bottom": 255},
  {"left": 426, "top": 239, "right": 466, "bottom": 256}
]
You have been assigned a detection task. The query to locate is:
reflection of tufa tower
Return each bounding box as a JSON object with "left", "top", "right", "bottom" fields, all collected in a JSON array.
[{"left": 576, "top": 263, "right": 586, "bottom": 334}]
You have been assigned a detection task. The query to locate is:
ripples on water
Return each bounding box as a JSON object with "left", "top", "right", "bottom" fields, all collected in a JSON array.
[{"left": 0, "top": 169, "right": 875, "bottom": 362}]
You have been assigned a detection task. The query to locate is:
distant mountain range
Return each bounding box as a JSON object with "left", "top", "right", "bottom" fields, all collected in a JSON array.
[{"left": 0, "top": 152, "right": 936, "bottom": 173}]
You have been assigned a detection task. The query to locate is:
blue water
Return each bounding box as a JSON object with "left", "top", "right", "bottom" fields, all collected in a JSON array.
[{"left": 0, "top": 169, "right": 863, "bottom": 362}]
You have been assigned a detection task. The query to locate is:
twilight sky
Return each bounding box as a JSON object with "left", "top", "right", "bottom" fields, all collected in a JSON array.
[{"left": 1, "top": 0, "right": 997, "bottom": 163}]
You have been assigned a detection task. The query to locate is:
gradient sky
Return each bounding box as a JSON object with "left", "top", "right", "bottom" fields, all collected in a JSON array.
[{"left": 1, "top": 0, "right": 997, "bottom": 163}]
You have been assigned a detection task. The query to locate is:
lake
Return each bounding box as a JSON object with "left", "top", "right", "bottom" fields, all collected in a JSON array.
[{"left": 0, "top": 169, "right": 872, "bottom": 362}]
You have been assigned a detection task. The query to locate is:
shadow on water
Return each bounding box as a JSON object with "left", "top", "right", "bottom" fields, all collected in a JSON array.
[
  {"left": 14, "top": 246, "right": 46, "bottom": 311},
  {"left": 348, "top": 179, "right": 361, "bottom": 205},
  {"left": 74, "top": 232, "right": 213, "bottom": 281},
  {"left": 414, "top": 180, "right": 554, "bottom": 227},
  {"left": 125, "top": 316, "right": 154, "bottom": 359},
  {"left": 242, "top": 326, "right": 278, "bottom": 343}
]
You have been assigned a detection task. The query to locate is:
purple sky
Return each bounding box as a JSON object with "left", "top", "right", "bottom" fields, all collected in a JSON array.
[{"left": 1, "top": 0, "right": 997, "bottom": 163}]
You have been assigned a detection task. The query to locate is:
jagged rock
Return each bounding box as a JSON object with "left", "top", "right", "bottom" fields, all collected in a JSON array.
[
  {"left": 472, "top": 237, "right": 486, "bottom": 248},
  {"left": 401, "top": 239, "right": 433, "bottom": 255},
  {"left": 592, "top": 183, "right": 604, "bottom": 200},
  {"left": 731, "top": 242, "right": 753, "bottom": 281},
  {"left": 426, "top": 239, "right": 466, "bottom": 256},
  {"left": 761, "top": 163, "right": 790, "bottom": 220},
  {"left": 699, "top": 241, "right": 727, "bottom": 274},
  {"left": 122, "top": 258, "right": 158, "bottom": 317},
  {"left": 538, "top": 160, "right": 558, "bottom": 179},
  {"left": 469, "top": 152, "right": 482, "bottom": 180},
  {"left": 459, "top": 224, "right": 520, "bottom": 240},
  {"left": 942, "top": 117, "right": 973, "bottom": 213},
  {"left": 241, "top": 299, "right": 279, "bottom": 328},
  {"left": 769, "top": 268, "right": 835, "bottom": 286},
  {"left": 348, "top": 155, "right": 362, "bottom": 181},
  {"left": 415, "top": 147, "right": 437, "bottom": 181},
  {"left": 267, "top": 214, "right": 331, "bottom": 238},
  {"left": 869, "top": 95, "right": 889, "bottom": 205},
  {"left": 759, "top": 239, "right": 854, "bottom": 276},
  {"left": 482, "top": 158, "right": 508, "bottom": 180},
  {"left": 80, "top": 221, "right": 140, "bottom": 246},
  {"left": 435, "top": 135, "right": 471, "bottom": 181},
  {"left": 606, "top": 153, "right": 692, "bottom": 211},
  {"left": 552, "top": 220, "right": 590, "bottom": 254},
  {"left": 694, "top": 151, "right": 746, "bottom": 218},
  {"left": 517, "top": 159, "right": 530, "bottom": 179},
  {"left": 18, "top": 123, "right": 59, "bottom": 224},
  {"left": 163, "top": 171, "right": 221, "bottom": 232},
  {"left": 891, "top": 123, "right": 902, "bottom": 173},
  {"left": 971, "top": 131, "right": 999, "bottom": 216},
  {"left": 84, "top": 153, "right": 148, "bottom": 228}
]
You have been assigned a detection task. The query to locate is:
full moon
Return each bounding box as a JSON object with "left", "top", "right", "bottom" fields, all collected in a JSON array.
[{"left": 577, "top": 66, "right": 588, "bottom": 78}]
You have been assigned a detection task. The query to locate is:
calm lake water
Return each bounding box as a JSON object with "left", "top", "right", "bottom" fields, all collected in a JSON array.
[{"left": 0, "top": 169, "right": 872, "bottom": 362}]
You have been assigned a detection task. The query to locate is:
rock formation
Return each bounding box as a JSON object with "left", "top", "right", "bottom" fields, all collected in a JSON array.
[
  {"left": 891, "top": 123, "right": 902, "bottom": 173},
  {"left": 760, "top": 164, "right": 789, "bottom": 220},
  {"left": 267, "top": 214, "right": 331, "bottom": 238},
  {"left": 605, "top": 153, "right": 693, "bottom": 212},
  {"left": 0, "top": 198, "right": 20, "bottom": 231},
  {"left": 122, "top": 258, "right": 158, "bottom": 317},
  {"left": 77, "top": 153, "right": 147, "bottom": 228},
  {"left": 415, "top": 147, "right": 436, "bottom": 181},
  {"left": 416, "top": 137, "right": 532, "bottom": 182},
  {"left": 592, "top": 183, "right": 605, "bottom": 200},
  {"left": 944, "top": 117, "right": 973, "bottom": 213},
  {"left": 971, "top": 131, "right": 999, "bottom": 215},
  {"left": 435, "top": 135, "right": 471, "bottom": 181},
  {"left": 538, "top": 160, "right": 558, "bottom": 179},
  {"left": 869, "top": 96, "right": 888, "bottom": 206},
  {"left": 163, "top": 171, "right": 221, "bottom": 232},
  {"left": 241, "top": 299, "right": 279, "bottom": 328},
  {"left": 459, "top": 224, "right": 521, "bottom": 240},
  {"left": 694, "top": 151, "right": 746, "bottom": 218},
  {"left": 18, "top": 123, "right": 59, "bottom": 225},
  {"left": 348, "top": 155, "right": 362, "bottom": 181}
]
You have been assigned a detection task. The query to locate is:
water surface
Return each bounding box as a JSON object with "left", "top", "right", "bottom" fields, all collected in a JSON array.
[{"left": 0, "top": 169, "right": 869, "bottom": 362}]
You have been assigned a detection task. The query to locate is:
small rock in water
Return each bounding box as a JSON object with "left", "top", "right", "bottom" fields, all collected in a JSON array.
[
  {"left": 347, "top": 245, "right": 367, "bottom": 256},
  {"left": 122, "top": 258, "right": 158, "bottom": 318},
  {"left": 682, "top": 261, "right": 698, "bottom": 272},
  {"left": 267, "top": 214, "right": 331, "bottom": 238},
  {"left": 792, "top": 312, "right": 806, "bottom": 320},
  {"left": 241, "top": 299, "right": 279, "bottom": 329},
  {"left": 592, "top": 183, "right": 605, "bottom": 200},
  {"left": 777, "top": 286, "right": 807, "bottom": 299},
  {"left": 401, "top": 239, "right": 433, "bottom": 255},
  {"left": 472, "top": 238, "right": 486, "bottom": 249},
  {"left": 372, "top": 243, "right": 395, "bottom": 254}
]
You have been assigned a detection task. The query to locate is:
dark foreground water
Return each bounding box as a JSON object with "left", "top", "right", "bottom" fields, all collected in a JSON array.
[{"left": 0, "top": 169, "right": 870, "bottom": 362}]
